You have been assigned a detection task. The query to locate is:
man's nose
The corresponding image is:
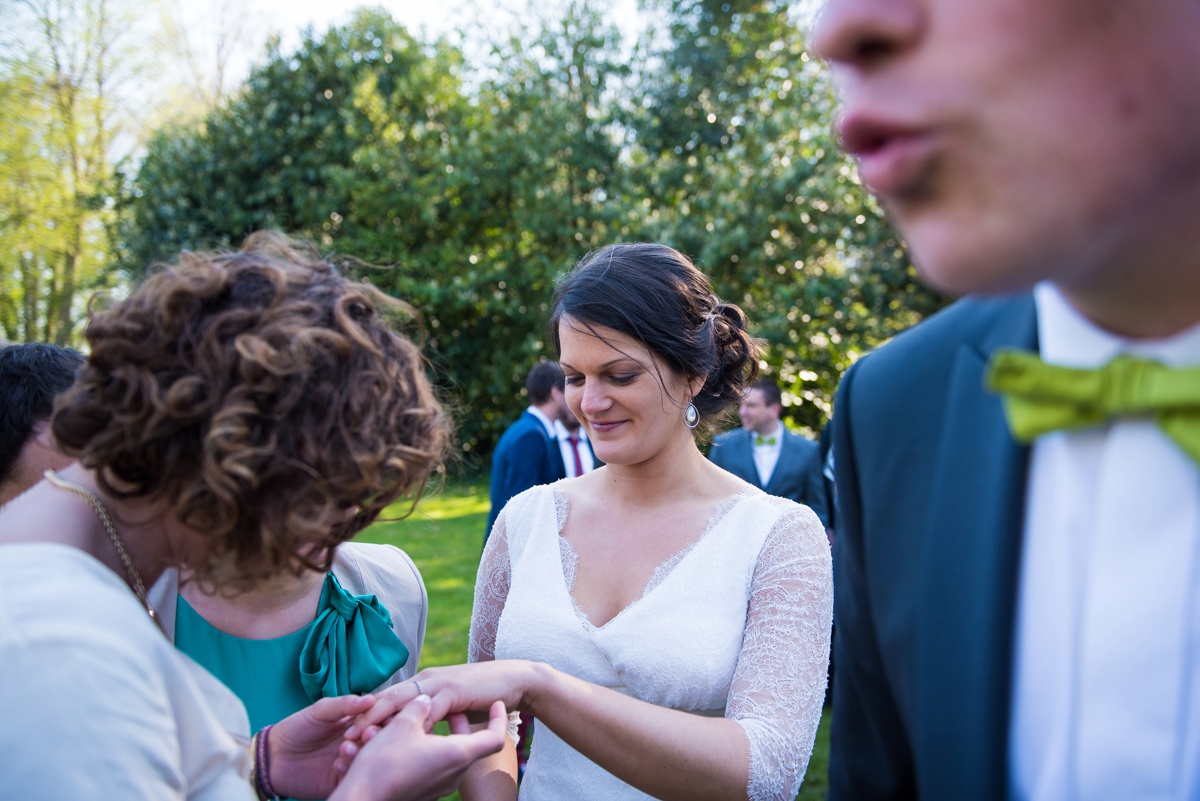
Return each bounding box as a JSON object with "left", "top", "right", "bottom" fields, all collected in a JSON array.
[{"left": 811, "top": 0, "right": 922, "bottom": 69}]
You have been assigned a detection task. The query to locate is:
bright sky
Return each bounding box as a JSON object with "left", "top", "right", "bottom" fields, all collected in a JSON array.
[
  {"left": 157, "top": 0, "right": 816, "bottom": 119},
  {"left": 179, "top": 0, "right": 645, "bottom": 91},
  {"left": 262, "top": 0, "right": 470, "bottom": 37},
  {"left": 254, "top": 0, "right": 644, "bottom": 48}
]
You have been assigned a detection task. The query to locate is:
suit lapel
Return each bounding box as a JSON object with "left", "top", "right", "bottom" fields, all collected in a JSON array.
[
  {"left": 765, "top": 431, "right": 799, "bottom": 495},
  {"left": 913, "top": 296, "right": 1037, "bottom": 800},
  {"left": 731, "top": 430, "right": 764, "bottom": 487},
  {"left": 524, "top": 411, "right": 566, "bottom": 482},
  {"left": 544, "top": 424, "right": 566, "bottom": 481}
]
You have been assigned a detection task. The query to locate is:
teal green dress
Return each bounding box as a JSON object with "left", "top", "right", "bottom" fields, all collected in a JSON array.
[{"left": 174, "top": 572, "right": 411, "bottom": 733}]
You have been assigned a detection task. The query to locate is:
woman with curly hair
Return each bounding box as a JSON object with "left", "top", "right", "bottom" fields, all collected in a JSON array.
[
  {"left": 149, "top": 537, "right": 428, "bottom": 737},
  {"left": 0, "top": 233, "right": 505, "bottom": 801},
  {"left": 353, "top": 243, "right": 833, "bottom": 801}
]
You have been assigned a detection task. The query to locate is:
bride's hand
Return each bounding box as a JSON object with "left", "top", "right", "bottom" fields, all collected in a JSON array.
[{"left": 344, "top": 661, "right": 542, "bottom": 748}]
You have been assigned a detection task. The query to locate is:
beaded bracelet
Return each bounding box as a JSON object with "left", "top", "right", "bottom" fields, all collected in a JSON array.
[{"left": 254, "top": 724, "right": 280, "bottom": 801}]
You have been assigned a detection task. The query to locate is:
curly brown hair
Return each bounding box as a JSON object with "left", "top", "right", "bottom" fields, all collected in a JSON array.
[{"left": 52, "top": 232, "right": 447, "bottom": 589}]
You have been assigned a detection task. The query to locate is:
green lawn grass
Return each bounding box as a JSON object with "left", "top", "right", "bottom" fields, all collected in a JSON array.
[
  {"left": 358, "top": 481, "right": 491, "bottom": 669},
  {"left": 359, "top": 478, "right": 831, "bottom": 801}
]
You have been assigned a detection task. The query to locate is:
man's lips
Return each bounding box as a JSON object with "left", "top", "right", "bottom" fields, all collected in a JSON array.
[{"left": 838, "top": 115, "right": 936, "bottom": 197}]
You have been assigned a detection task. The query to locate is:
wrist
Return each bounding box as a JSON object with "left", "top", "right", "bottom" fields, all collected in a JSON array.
[
  {"left": 521, "top": 660, "right": 559, "bottom": 720},
  {"left": 253, "top": 724, "right": 280, "bottom": 801}
]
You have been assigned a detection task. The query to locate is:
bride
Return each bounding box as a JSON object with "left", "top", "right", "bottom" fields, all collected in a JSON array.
[{"left": 357, "top": 243, "right": 833, "bottom": 801}]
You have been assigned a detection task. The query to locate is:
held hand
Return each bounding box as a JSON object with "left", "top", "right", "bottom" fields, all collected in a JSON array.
[
  {"left": 332, "top": 696, "right": 508, "bottom": 801},
  {"left": 269, "top": 694, "right": 378, "bottom": 799},
  {"left": 345, "top": 661, "right": 538, "bottom": 747}
]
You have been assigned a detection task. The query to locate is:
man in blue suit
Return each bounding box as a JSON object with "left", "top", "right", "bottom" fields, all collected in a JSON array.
[
  {"left": 708, "top": 379, "right": 830, "bottom": 530},
  {"left": 814, "top": 0, "right": 1200, "bottom": 799},
  {"left": 486, "top": 361, "right": 570, "bottom": 539},
  {"left": 0, "top": 343, "right": 83, "bottom": 507}
]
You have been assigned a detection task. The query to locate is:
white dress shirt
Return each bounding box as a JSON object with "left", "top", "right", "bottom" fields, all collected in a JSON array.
[
  {"left": 527, "top": 406, "right": 557, "bottom": 439},
  {"left": 1008, "top": 282, "right": 1200, "bottom": 800},
  {"left": 553, "top": 419, "right": 595, "bottom": 478},
  {"left": 752, "top": 422, "right": 784, "bottom": 487}
]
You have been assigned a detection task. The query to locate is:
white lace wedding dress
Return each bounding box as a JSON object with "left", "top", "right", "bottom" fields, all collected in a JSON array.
[{"left": 469, "top": 483, "right": 833, "bottom": 801}]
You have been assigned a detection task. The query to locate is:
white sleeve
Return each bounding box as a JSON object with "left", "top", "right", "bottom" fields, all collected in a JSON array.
[
  {"left": 727, "top": 501, "right": 834, "bottom": 801},
  {"left": 468, "top": 508, "right": 513, "bottom": 665},
  {"left": 0, "top": 636, "right": 254, "bottom": 800},
  {"left": 467, "top": 508, "right": 523, "bottom": 742}
]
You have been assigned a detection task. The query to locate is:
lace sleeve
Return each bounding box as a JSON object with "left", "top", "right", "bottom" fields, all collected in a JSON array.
[
  {"left": 468, "top": 510, "right": 512, "bottom": 664},
  {"left": 728, "top": 500, "right": 834, "bottom": 801},
  {"left": 467, "top": 510, "right": 522, "bottom": 743}
]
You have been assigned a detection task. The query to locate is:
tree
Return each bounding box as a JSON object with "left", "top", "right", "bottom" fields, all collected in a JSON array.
[
  {"left": 354, "top": 1, "right": 632, "bottom": 459},
  {"left": 629, "top": 0, "right": 946, "bottom": 433},
  {"left": 121, "top": 0, "right": 947, "bottom": 463},
  {"left": 124, "top": 4, "right": 634, "bottom": 459},
  {"left": 0, "top": 69, "right": 67, "bottom": 340},
  {"left": 0, "top": 0, "right": 131, "bottom": 344},
  {"left": 122, "top": 8, "right": 464, "bottom": 269}
]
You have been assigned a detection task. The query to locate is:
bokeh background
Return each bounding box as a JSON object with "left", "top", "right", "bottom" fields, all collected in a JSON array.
[{"left": 0, "top": 0, "right": 947, "bottom": 469}]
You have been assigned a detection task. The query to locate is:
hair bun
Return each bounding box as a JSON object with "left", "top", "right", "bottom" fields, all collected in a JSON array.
[
  {"left": 701, "top": 300, "right": 758, "bottom": 416},
  {"left": 709, "top": 301, "right": 745, "bottom": 329}
]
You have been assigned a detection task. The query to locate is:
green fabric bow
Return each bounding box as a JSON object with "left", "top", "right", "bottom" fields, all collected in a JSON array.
[
  {"left": 754, "top": 435, "right": 778, "bottom": 446},
  {"left": 985, "top": 349, "right": 1200, "bottom": 465},
  {"left": 299, "top": 573, "right": 411, "bottom": 702}
]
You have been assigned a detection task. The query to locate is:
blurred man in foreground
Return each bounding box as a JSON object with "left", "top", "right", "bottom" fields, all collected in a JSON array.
[{"left": 816, "top": 0, "right": 1200, "bottom": 798}]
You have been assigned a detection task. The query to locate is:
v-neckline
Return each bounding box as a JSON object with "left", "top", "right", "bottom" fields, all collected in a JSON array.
[{"left": 553, "top": 487, "right": 756, "bottom": 631}]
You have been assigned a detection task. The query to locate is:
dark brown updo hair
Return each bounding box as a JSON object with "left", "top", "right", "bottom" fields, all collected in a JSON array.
[
  {"left": 52, "top": 232, "right": 448, "bottom": 588},
  {"left": 548, "top": 243, "right": 759, "bottom": 431}
]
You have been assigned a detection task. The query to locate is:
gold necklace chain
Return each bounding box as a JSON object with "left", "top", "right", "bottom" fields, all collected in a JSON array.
[{"left": 44, "top": 469, "right": 159, "bottom": 627}]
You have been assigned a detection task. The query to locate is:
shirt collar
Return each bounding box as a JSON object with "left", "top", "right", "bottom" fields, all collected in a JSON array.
[
  {"left": 553, "top": 419, "right": 586, "bottom": 441},
  {"left": 1035, "top": 281, "right": 1200, "bottom": 368},
  {"left": 751, "top": 422, "right": 782, "bottom": 444},
  {"left": 527, "top": 406, "right": 557, "bottom": 439}
]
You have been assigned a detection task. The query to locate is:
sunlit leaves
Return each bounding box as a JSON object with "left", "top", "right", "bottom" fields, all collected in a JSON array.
[{"left": 121, "top": 0, "right": 946, "bottom": 459}]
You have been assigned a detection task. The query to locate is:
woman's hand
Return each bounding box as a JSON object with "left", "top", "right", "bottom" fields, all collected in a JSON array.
[
  {"left": 268, "top": 694, "right": 379, "bottom": 799},
  {"left": 344, "top": 661, "right": 541, "bottom": 749},
  {"left": 332, "top": 696, "right": 509, "bottom": 801}
]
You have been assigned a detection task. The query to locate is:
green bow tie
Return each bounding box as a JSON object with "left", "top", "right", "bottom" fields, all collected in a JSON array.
[
  {"left": 985, "top": 349, "right": 1200, "bottom": 465},
  {"left": 754, "top": 435, "right": 777, "bottom": 446}
]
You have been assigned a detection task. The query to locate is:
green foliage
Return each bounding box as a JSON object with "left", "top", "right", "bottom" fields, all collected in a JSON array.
[
  {"left": 122, "top": 8, "right": 465, "bottom": 268},
  {"left": 628, "top": 0, "right": 945, "bottom": 433},
  {"left": 119, "top": 0, "right": 947, "bottom": 462},
  {"left": 357, "top": 481, "right": 489, "bottom": 669},
  {"left": 357, "top": 2, "right": 632, "bottom": 459},
  {"left": 0, "top": 69, "right": 66, "bottom": 340},
  {"left": 0, "top": 0, "right": 126, "bottom": 344}
]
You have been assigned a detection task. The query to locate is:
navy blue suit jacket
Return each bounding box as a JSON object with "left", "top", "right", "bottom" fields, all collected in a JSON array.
[
  {"left": 708, "top": 426, "right": 830, "bottom": 526},
  {"left": 486, "top": 411, "right": 566, "bottom": 537},
  {"left": 828, "top": 293, "right": 1037, "bottom": 801}
]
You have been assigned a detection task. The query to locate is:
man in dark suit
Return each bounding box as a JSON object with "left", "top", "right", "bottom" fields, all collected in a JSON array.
[
  {"left": 553, "top": 408, "right": 599, "bottom": 479},
  {"left": 486, "top": 361, "right": 570, "bottom": 538},
  {"left": 708, "top": 379, "right": 830, "bottom": 528},
  {"left": 0, "top": 343, "right": 84, "bottom": 507},
  {"left": 815, "top": 0, "right": 1200, "bottom": 799}
]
